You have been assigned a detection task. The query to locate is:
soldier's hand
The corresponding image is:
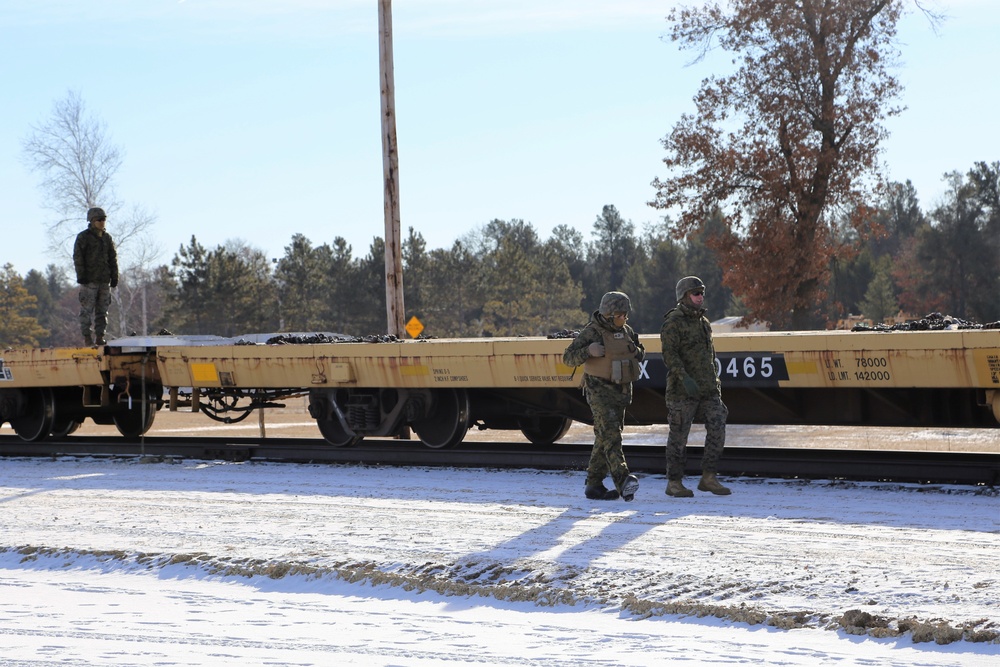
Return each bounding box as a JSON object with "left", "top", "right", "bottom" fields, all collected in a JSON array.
[
  {"left": 682, "top": 374, "right": 699, "bottom": 397},
  {"left": 587, "top": 343, "right": 605, "bottom": 357}
]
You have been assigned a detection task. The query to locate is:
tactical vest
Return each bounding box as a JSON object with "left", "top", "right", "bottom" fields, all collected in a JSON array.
[{"left": 584, "top": 329, "right": 639, "bottom": 384}]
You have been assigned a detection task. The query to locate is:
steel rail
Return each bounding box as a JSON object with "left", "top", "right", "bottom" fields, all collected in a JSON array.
[{"left": 2, "top": 435, "right": 997, "bottom": 486}]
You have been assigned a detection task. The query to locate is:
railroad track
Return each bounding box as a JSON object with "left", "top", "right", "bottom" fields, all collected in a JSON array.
[{"left": 2, "top": 435, "right": 998, "bottom": 486}]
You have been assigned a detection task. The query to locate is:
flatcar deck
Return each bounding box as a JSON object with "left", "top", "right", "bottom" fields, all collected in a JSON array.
[{"left": 1, "top": 329, "right": 998, "bottom": 447}]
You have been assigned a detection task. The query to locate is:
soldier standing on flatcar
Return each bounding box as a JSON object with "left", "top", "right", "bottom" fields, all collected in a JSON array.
[
  {"left": 73, "top": 207, "right": 119, "bottom": 346},
  {"left": 563, "top": 291, "right": 645, "bottom": 501},
  {"left": 660, "top": 276, "right": 731, "bottom": 497}
]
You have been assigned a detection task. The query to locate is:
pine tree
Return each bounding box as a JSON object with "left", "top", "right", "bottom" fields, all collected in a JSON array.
[
  {"left": 859, "top": 258, "right": 898, "bottom": 325},
  {"left": 0, "top": 264, "right": 49, "bottom": 348}
]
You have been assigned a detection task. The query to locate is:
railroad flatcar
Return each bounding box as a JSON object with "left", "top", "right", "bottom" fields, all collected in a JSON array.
[{"left": 1, "top": 329, "right": 998, "bottom": 447}]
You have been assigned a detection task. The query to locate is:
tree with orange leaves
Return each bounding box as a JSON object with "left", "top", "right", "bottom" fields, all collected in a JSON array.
[{"left": 651, "top": 1, "right": 934, "bottom": 329}]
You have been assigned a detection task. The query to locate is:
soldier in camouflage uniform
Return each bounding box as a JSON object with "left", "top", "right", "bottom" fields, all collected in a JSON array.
[
  {"left": 73, "top": 207, "right": 119, "bottom": 346},
  {"left": 563, "top": 291, "right": 645, "bottom": 501},
  {"left": 660, "top": 276, "right": 731, "bottom": 497}
]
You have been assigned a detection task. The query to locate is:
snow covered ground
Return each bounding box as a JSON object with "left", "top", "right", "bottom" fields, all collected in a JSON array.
[{"left": 1, "top": 449, "right": 998, "bottom": 666}]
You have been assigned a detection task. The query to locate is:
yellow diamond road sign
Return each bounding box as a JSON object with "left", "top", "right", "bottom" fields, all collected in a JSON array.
[{"left": 405, "top": 316, "right": 424, "bottom": 338}]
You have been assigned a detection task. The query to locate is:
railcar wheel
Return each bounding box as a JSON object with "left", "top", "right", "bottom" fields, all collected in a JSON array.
[
  {"left": 317, "top": 418, "right": 363, "bottom": 447},
  {"left": 113, "top": 398, "right": 157, "bottom": 439},
  {"left": 518, "top": 416, "right": 573, "bottom": 445},
  {"left": 412, "top": 388, "right": 470, "bottom": 449},
  {"left": 50, "top": 419, "right": 83, "bottom": 438},
  {"left": 10, "top": 388, "right": 55, "bottom": 442}
]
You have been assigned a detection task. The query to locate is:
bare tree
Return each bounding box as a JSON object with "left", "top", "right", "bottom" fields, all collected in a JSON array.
[
  {"left": 22, "top": 90, "right": 159, "bottom": 338},
  {"left": 21, "top": 90, "right": 122, "bottom": 256},
  {"left": 21, "top": 90, "right": 155, "bottom": 264}
]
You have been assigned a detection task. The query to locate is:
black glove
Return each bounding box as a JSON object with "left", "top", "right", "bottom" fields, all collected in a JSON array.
[
  {"left": 682, "top": 374, "right": 699, "bottom": 397},
  {"left": 110, "top": 279, "right": 118, "bottom": 288}
]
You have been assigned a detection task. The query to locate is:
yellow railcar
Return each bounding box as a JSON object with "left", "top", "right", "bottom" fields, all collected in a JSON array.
[{"left": 1, "top": 329, "right": 997, "bottom": 446}]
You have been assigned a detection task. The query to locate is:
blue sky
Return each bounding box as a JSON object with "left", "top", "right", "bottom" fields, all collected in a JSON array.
[{"left": 2, "top": 0, "right": 998, "bottom": 276}]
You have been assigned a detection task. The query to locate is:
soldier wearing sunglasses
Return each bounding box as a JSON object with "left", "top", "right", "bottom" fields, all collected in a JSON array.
[{"left": 660, "top": 276, "right": 731, "bottom": 497}]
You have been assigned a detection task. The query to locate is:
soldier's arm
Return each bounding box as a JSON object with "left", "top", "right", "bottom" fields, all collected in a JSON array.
[
  {"left": 73, "top": 235, "right": 86, "bottom": 284},
  {"left": 563, "top": 327, "right": 598, "bottom": 367},
  {"left": 108, "top": 235, "right": 119, "bottom": 286},
  {"left": 627, "top": 325, "right": 645, "bottom": 362},
  {"left": 659, "top": 319, "right": 687, "bottom": 377}
]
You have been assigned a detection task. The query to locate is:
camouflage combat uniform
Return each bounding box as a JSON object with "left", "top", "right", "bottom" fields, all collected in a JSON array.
[
  {"left": 659, "top": 301, "right": 728, "bottom": 480},
  {"left": 73, "top": 217, "right": 119, "bottom": 345},
  {"left": 563, "top": 310, "right": 645, "bottom": 494}
]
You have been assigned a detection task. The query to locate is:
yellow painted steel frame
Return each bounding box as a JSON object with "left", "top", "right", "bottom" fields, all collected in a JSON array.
[
  {"left": 0, "top": 346, "right": 106, "bottom": 388},
  {"left": 708, "top": 329, "right": 1000, "bottom": 390},
  {"left": 141, "top": 329, "right": 999, "bottom": 392},
  {"left": 1, "top": 329, "right": 997, "bottom": 394},
  {"left": 151, "top": 337, "right": 580, "bottom": 390},
  {"left": 2, "top": 329, "right": 998, "bottom": 430}
]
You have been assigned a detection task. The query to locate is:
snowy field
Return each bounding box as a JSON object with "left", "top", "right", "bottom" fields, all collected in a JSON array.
[{"left": 1, "top": 450, "right": 998, "bottom": 666}]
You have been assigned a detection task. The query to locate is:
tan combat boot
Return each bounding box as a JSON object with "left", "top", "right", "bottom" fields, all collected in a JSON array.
[
  {"left": 697, "top": 472, "right": 732, "bottom": 495},
  {"left": 665, "top": 479, "right": 694, "bottom": 498}
]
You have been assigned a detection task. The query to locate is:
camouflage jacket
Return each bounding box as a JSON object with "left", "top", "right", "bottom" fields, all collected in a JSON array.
[
  {"left": 73, "top": 225, "right": 119, "bottom": 286},
  {"left": 563, "top": 311, "right": 646, "bottom": 402},
  {"left": 659, "top": 301, "right": 720, "bottom": 400}
]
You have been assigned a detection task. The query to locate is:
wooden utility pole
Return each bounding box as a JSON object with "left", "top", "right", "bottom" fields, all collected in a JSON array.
[{"left": 378, "top": 0, "right": 405, "bottom": 337}]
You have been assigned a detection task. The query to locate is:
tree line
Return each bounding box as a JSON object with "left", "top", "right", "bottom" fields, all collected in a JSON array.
[{"left": 2, "top": 167, "right": 997, "bottom": 349}]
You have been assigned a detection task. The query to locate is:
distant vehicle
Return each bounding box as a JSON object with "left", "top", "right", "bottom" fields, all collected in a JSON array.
[{"left": 710, "top": 316, "right": 769, "bottom": 333}]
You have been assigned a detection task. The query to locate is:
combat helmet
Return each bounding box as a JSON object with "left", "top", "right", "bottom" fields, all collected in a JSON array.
[
  {"left": 675, "top": 276, "right": 705, "bottom": 302},
  {"left": 599, "top": 291, "right": 631, "bottom": 316},
  {"left": 87, "top": 207, "right": 106, "bottom": 222}
]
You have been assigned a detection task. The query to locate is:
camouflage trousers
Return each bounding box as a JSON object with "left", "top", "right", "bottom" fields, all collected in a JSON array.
[
  {"left": 584, "top": 377, "right": 632, "bottom": 492},
  {"left": 78, "top": 283, "right": 112, "bottom": 343},
  {"left": 665, "top": 394, "right": 728, "bottom": 480}
]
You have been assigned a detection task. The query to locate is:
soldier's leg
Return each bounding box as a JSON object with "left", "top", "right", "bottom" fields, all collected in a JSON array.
[
  {"left": 696, "top": 395, "right": 731, "bottom": 494},
  {"left": 700, "top": 396, "right": 729, "bottom": 473},
  {"left": 78, "top": 284, "right": 96, "bottom": 345},
  {"left": 599, "top": 402, "right": 632, "bottom": 493},
  {"left": 665, "top": 398, "right": 697, "bottom": 479},
  {"left": 585, "top": 430, "right": 610, "bottom": 488},
  {"left": 589, "top": 400, "right": 625, "bottom": 487},
  {"left": 93, "top": 284, "right": 112, "bottom": 344},
  {"left": 584, "top": 387, "right": 610, "bottom": 487}
]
